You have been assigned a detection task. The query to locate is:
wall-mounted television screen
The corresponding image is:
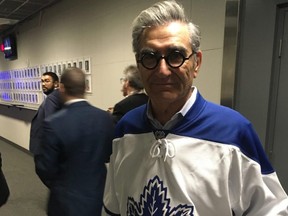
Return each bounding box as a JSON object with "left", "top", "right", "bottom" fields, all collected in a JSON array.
[{"left": 2, "top": 34, "right": 17, "bottom": 60}]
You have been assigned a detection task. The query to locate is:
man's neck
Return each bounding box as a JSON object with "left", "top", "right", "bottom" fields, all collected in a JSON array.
[
  {"left": 127, "top": 88, "right": 144, "bottom": 96},
  {"left": 64, "top": 95, "right": 84, "bottom": 103},
  {"left": 150, "top": 90, "right": 193, "bottom": 125}
]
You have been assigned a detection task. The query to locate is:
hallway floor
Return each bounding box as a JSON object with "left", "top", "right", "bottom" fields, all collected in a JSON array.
[{"left": 0, "top": 137, "right": 48, "bottom": 216}]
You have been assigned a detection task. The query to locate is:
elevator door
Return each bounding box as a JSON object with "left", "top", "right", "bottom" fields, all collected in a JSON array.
[{"left": 267, "top": 5, "right": 288, "bottom": 193}]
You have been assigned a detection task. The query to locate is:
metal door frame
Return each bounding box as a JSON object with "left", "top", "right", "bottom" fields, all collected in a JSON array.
[{"left": 265, "top": 3, "right": 288, "bottom": 161}]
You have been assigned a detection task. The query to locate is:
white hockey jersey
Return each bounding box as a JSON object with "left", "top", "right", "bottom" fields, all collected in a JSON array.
[{"left": 104, "top": 92, "right": 288, "bottom": 216}]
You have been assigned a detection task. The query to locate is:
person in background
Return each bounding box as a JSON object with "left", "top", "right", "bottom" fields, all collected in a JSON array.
[
  {"left": 29, "top": 72, "right": 62, "bottom": 154},
  {"left": 0, "top": 153, "right": 9, "bottom": 207},
  {"left": 41, "top": 72, "right": 59, "bottom": 96},
  {"left": 109, "top": 65, "right": 148, "bottom": 124},
  {"left": 103, "top": 1, "right": 288, "bottom": 215},
  {"left": 34, "top": 67, "right": 114, "bottom": 216}
]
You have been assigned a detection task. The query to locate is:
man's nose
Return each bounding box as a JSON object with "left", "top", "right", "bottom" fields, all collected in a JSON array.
[{"left": 157, "top": 58, "right": 172, "bottom": 76}]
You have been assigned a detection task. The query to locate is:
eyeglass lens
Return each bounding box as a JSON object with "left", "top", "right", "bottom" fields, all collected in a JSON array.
[{"left": 138, "top": 50, "right": 193, "bottom": 70}]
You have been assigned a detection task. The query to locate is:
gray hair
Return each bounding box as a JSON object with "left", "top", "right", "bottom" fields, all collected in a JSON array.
[
  {"left": 132, "top": 0, "right": 201, "bottom": 54},
  {"left": 123, "top": 65, "right": 144, "bottom": 90}
]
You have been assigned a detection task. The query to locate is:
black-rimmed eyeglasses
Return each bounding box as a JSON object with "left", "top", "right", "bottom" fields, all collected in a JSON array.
[{"left": 137, "top": 50, "right": 195, "bottom": 70}]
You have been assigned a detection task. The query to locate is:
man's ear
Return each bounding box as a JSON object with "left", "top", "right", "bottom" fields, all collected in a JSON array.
[
  {"left": 54, "top": 81, "right": 59, "bottom": 88},
  {"left": 59, "top": 83, "right": 65, "bottom": 93},
  {"left": 193, "top": 51, "right": 202, "bottom": 78}
]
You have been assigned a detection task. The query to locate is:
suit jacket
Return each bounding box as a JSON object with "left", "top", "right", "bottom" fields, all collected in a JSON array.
[
  {"left": 112, "top": 93, "right": 148, "bottom": 124},
  {"left": 29, "top": 89, "right": 62, "bottom": 154},
  {"left": 34, "top": 101, "right": 114, "bottom": 216}
]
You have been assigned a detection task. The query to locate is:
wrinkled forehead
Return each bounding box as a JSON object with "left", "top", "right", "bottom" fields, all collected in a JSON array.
[{"left": 139, "top": 22, "right": 191, "bottom": 52}]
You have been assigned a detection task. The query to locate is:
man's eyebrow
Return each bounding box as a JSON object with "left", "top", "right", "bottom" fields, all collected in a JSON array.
[
  {"left": 41, "top": 78, "right": 51, "bottom": 82},
  {"left": 167, "top": 46, "right": 188, "bottom": 53},
  {"left": 139, "top": 47, "right": 155, "bottom": 53}
]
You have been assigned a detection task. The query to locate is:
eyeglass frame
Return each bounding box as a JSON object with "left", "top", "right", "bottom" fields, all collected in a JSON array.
[
  {"left": 136, "top": 50, "right": 196, "bottom": 70},
  {"left": 120, "top": 77, "right": 127, "bottom": 84}
]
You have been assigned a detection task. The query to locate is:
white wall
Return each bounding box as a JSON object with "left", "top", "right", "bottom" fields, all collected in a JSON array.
[{"left": 0, "top": 0, "right": 226, "bottom": 149}]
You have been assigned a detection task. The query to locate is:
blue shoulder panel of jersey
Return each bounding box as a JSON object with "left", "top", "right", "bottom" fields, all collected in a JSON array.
[
  {"left": 173, "top": 93, "right": 274, "bottom": 174},
  {"left": 114, "top": 104, "right": 151, "bottom": 138}
]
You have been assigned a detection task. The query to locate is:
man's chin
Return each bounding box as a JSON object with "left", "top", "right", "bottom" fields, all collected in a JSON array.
[
  {"left": 43, "top": 89, "right": 53, "bottom": 95},
  {"left": 151, "top": 91, "right": 178, "bottom": 101}
]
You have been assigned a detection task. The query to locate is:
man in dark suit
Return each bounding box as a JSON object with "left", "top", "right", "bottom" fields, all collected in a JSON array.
[
  {"left": 29, "top": 72, "right": 62, "bottom": 154},
  {"left": 110, "top": 65, "right": 148, "bottom": 124},
  {"left": 34, "top": 67, "right": 114, "bottom": 216}
]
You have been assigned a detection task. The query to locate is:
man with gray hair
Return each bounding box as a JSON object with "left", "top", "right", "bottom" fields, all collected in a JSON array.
[
  {"left": 103, "top": 1, "right": 288, "bottom": 215},
  {"left": 110, "top": 64, "right": 148, "bottom": 124}
]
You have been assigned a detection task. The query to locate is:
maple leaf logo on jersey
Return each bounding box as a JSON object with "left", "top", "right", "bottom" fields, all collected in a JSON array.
[{"left": 127, "top": 176, "right": 194, "bottom": 215}]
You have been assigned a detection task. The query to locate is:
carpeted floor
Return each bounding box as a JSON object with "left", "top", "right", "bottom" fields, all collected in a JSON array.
[{"left": 0, "top": 137, "right": 48, "bottom": 216}]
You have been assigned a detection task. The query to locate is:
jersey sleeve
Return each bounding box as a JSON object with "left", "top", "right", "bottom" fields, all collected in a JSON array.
[{"left": 230, "top": 123, "right": 288, "bottom": 215}]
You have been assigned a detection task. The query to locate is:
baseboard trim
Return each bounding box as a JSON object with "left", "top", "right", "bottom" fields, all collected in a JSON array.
[{"left": 0, "top": 136, "right": 32, "bottom": 156}]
